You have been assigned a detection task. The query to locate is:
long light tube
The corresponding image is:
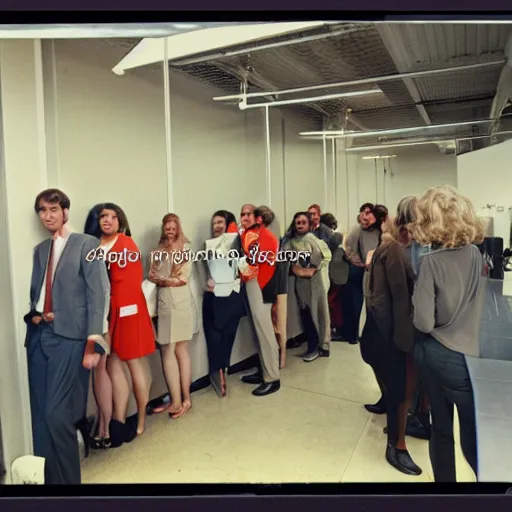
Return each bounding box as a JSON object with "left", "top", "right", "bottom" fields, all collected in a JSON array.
[{"left": 362, "top": 155, "right": 397, "bottom": 160}]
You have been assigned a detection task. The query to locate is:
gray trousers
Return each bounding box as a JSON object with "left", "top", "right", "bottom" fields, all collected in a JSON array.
[
  {"left": 27, "top": 323, "right": 86, "bottom": 485},
  {"left": 243, "top": 279, "right": 280, "bottom": 383}
]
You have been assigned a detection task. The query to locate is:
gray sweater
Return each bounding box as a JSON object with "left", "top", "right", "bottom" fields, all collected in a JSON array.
[
  {"left": 412, "top": 244, "right": 485, "bottom": 357},
  {"left": 345, "top": 224, "right": 380, "bottom": 266}
]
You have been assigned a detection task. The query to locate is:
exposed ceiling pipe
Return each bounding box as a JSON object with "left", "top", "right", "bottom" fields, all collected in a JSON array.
[
  {"left": 238, "top": 88, "right": 383, "bottom": 110},
  {"left": 339, "top": 131, "right": 512, "bottom": 154},
  {"left": 489, "top": 34, "right": 512, "bottom": 134},
  {"left": 346, "top": 138, "right": 456, "bottom": 152},
  {"left": 213, "top": 60, "right": 505, "bottom": 102},
  {"left": 457, "top": 130, "right": 512, "bottom": 142},
  {"left": 300, "top": 118, "right": 495, "bottom": 139}
]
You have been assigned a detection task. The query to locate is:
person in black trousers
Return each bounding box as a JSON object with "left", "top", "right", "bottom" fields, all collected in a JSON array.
[
  {"left": 202, "top": 210, "right": 246, "bottom": 397},
  {"left": 342, "top": 203, "right": 381, "bottom": 345},
  {"left": 412, "top": 186, "right": 485, "bottom": 482},
  {"left": 361, "top": 204, "right": 422, "bottom": 476}
]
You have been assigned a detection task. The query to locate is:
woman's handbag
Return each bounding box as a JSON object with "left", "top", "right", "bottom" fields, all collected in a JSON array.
[{"left": 142, "top": 279, "right": 158, "bottom": 317}]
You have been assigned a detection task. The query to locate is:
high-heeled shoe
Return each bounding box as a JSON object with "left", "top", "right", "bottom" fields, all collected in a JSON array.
[
  {"left": 89, "top": 436, "right": 112, "bottom": 450},
  {"left": 76, "top": 417, "right": 91, "bottom": 458}
]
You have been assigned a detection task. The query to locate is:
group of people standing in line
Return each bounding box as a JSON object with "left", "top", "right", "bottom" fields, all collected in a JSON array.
[
  {"left": 351, "top": 189, "right": 484, "bottom": 482},
  {"left": 24, "top": 184, "right": 484, "bottom": 485}
]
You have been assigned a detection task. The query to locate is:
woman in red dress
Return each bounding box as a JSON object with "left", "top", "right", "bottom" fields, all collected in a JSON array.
[{"left": 92, "top": 204, "right": 156, "bottom": 437}]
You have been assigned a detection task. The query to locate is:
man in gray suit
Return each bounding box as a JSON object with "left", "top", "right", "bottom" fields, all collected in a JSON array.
[{"left": 24, "top": 188, "right": 110, "bottom": 485}]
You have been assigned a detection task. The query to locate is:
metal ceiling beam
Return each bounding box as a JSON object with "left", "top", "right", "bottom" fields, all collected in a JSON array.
[
  {"left": 489, "top": 34, "right": 512, "bottom": 134},
  {"left": 422, "top": 96, "right": 494, "bottom": 113},
  {"left": 375, "top": 24, "right": 432, "bottom": 126},
  {"left": 212, "top": 60, "right": 504, "bottom": 102},
  {"left": 171, "top": 23, "right": 362, "bottom": 67},
  {"left": 112, "top": 22, "right": 334, "bottom": 75}
]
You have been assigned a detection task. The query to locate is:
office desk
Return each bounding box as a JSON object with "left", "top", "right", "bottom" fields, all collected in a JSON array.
[{"left": 466, "top": 277, "right": 512, "bottom": 482}]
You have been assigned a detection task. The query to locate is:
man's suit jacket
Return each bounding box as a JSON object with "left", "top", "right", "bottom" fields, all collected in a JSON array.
[{"left": 24, "top": 232, "right": 110, "bottom": 354}]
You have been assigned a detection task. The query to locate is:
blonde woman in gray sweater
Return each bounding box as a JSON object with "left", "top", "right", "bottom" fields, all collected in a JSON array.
[{"left": 412, "top": 186, "right": 485, "bottom": 482}]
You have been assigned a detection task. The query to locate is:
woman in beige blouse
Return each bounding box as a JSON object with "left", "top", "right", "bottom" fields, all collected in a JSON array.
[{"left": 149, "top": 213, "right": 197, "bottom": 419}]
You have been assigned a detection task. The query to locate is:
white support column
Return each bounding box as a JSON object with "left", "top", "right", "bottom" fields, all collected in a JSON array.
[
  {"left": 163, "top": 38, "right": 174, "bottom": 213},
  {"left": 335, "top": 137, "right": 351, "bottom": 232},
  {"left": 264, "top": 106, "right": 272, "bottom": 206},
  {"left": 41, "top": 39, "right": 61, "bottom": 188},
  {"left": 0, "top": 39, "right": 52, "bottom": 482},
  {"left": 322, "top": 135, "right": 328, "bottom": 210}
]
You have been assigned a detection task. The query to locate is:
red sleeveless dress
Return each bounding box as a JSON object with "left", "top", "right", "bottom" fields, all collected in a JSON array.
[{"left": 107, "top": 233, "right": 156, "bottom": 361}]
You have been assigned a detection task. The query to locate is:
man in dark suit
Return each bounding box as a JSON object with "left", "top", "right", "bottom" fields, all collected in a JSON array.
[{"left": 24, "top": 188, "right": 110, "bottom": 485}]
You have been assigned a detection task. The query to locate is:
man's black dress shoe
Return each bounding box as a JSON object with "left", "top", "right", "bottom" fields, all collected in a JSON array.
[
  {"left": 252, "top": 380, "right": 280, "bottom": 396},
  {"left": 242, "top": 371, "right": 263, "bottom": 385},
  {"left": 364, "top": 397, "right": 386, "bottom": 414},
  {"left": 385, "top": 443, "right": 422, "bottom": 476},
  {"left": 318, "top": 347, "right": 330, "bottom": 357}
]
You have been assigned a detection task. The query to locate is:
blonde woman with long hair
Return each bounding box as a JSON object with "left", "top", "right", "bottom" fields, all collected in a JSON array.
[
  {"left": 412, "top": 186, "right": 484, "bottom": 482},
  {"left": 149, "top": 213, "right": 197, "bottom": 419}
]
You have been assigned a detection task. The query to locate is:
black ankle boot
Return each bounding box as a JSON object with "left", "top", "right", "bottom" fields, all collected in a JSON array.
[
  {"left": 109, "top": 418, "right": 137, "bottom": 448},
  {"left": 364, "top": 397, "right": 386, "bottom": 414},
  {"left": 406, "top": 412, "right": 431, "bottom": 440},
  {"left": 385, "top": 443, "right": 422, "bottom": 476}
]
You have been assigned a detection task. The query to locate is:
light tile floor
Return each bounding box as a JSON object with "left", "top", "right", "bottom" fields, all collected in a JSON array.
[{"left": 81, "top": 343, "right": 476, "bottom": 484}]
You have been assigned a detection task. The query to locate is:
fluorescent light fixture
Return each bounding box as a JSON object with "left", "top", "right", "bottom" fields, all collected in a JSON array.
[
  {"left": 239, "top": 88, "right": 382, "bottom": 110},
  {"left": 346, "top": 139, "right": 455, "bottom": 152},
  {"left": 112, "top": 22, "right": 329, "bottom": 75},
  {"left": 172, "top": 23, "right": 200, "bottom": 30},
  {"left": 362, "top": 155, "right": 397, "bottom": 160}
]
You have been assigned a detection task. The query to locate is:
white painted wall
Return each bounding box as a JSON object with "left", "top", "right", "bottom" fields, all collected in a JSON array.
[
  {"left": 458, "top": 138, "right": 512, "bottom": 243},
  {"left": 336, "top": 143, "right": 458, "bottom": 233},
  {"left": 0, "top": 40, "right": 51, "bottom": 482},
  {"left": 385, "top": 145, "right": 458, "bottom": 209}
]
